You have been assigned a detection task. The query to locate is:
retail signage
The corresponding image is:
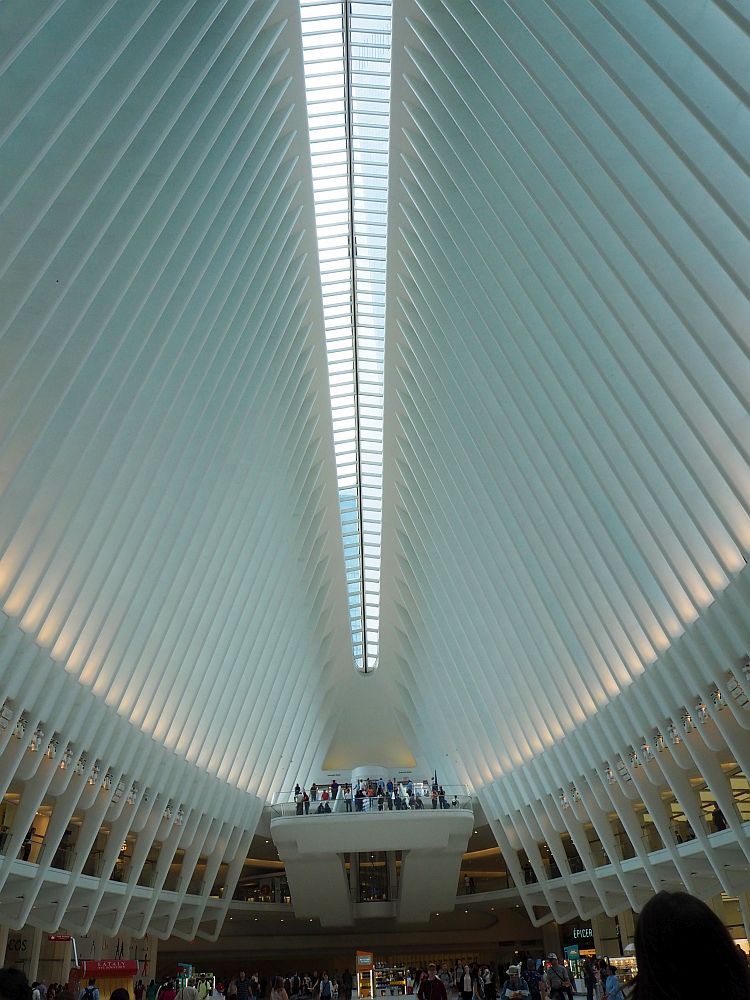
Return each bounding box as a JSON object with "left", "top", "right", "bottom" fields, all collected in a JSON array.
[
  {"left": 357, "top": 952, "right": 374, "bottom": 971},
  {"left": 573, "top": 927, "right": 594, "bottom": 940},
  {"left": 72, "top": 961, "right": 139, "bottom": 977},
  {"left": 48, "top": 934, "right": 72, "bottom": 942}
]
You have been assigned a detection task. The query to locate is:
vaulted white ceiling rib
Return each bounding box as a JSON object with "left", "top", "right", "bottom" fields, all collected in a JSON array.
[
  {"left": 0, "top": 0, "right": 355, "bottom": 936},
  {"left": 381, "top": 0, "right": 750, "bottom": 790},
  {"left": 1, "top": 0, "right": 750, "bottom": 941},
  {"left": 300, "top": 0, "right": 392, "bottom": 673}
]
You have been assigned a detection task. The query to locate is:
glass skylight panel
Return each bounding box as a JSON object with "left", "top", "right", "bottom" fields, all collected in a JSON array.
[{"left": 300, "top": 0, "right": 390, "bottom": 673}]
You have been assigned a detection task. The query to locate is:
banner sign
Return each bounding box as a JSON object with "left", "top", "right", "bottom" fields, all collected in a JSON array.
[{"left": 72, "top": 961, "right": 139, "bottom": 978}]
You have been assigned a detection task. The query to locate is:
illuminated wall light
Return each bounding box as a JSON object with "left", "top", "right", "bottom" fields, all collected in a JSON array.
[
  {"left": 30, "top": 726, "right": 44, "bottom": 751},
  {"left": 696, "top": 703, "right": 708, "bottom": 724},
  {"left": 59, "top": 745, "right": 73, "bottom": 769}
]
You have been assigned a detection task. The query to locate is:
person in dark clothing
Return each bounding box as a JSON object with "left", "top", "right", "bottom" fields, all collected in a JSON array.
[
  {"left": 235, "top": 974, "right": 250, "bottom": 1000},
  {"left": 417, "top": 967, "right": 446, "bottom": 1000}
]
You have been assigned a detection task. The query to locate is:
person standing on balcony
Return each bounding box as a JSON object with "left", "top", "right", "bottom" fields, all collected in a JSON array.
[
  {"left": 438, "top": 787, "right": 446, "bottom": 809},
  {"left": 330, "top": 779, "right": 339, "bottom": 802},
  {"left": 344, "top": 785, "right": 353, "bottom": 812},
  {"left": 310, "top": 783, "right": 318, "bottom": 804}
]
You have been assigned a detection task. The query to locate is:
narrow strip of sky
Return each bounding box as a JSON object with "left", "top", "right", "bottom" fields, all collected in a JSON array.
[{"left": 300, "top": 0, "right": 391, "bottom": 673}]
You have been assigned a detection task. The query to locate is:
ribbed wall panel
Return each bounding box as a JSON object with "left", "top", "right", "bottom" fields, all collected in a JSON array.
[
  {"left": 0, "top": 0, "right": 353, "bottom": 935},
  {"left": 381, "top": 0, "right": 750, "bottom": 912}
]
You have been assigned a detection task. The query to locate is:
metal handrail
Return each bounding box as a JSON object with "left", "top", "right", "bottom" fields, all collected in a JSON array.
[{"left": 270, "top": 792, "right": 474, "bottom": 819}]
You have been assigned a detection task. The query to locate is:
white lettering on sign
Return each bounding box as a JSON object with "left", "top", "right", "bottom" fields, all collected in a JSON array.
[{"left": 573, "top": 928, "right": 593, "bottom": 939}]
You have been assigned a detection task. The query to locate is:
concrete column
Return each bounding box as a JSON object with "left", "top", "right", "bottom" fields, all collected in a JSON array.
[
  {"left": 591, "top": 913, "right": 620, "bottom": 957},
  {"left": 738, "top": 891, "right": 750, "bottom": 942},
  {"left": 0, "top": 925, "right": 9, "bottom": 967},
  {"left": 541, "top": 921, "right": 562, "bottom": 959},
  {"left": 616, "top": 909, "right": 636, "bottom": 950},
  {"left": 28, "top": 925, "right": 43, "bottom": 982},
  {"left": 61, "top": 939, "right": 73, "bottom": 985}
]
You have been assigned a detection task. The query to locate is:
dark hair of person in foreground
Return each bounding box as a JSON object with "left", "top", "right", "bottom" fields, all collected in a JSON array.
[
  {"left": 0, "top": 969, "right": 33, "bottom": 1000},
  {"left": 632, "top": 890, "right": 750, "bottom": 999}
]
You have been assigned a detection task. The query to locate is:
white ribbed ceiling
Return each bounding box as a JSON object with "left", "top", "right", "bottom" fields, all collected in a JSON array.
[{"left": 1, "top": 0, "right": 750, "bottom": 936}]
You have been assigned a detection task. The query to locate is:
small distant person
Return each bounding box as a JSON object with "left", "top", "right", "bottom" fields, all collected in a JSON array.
[
  {"left": 632, "top": 890, "right": 750, "bottom": 1000},
  {"left": 21, "top": 827, "right": 35, "bottom": 862},
  {"left": 81, "top": 981, "right": 99, "bottom": 1000},
  {"left": 0, "top": 969, "right": 33, "bottom": 1000}
]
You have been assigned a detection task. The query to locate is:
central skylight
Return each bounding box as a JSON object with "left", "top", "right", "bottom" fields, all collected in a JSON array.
[{"left": 300, "top": 0, "right": 391, "bottom": 673}]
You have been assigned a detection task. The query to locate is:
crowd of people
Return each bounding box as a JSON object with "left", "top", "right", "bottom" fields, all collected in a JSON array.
[
  {"left": 292, "top": 780, "right": 460, "bottom": 815},
  {"left": 1, "top": 892, "right": 749, "bottom": 1000}
]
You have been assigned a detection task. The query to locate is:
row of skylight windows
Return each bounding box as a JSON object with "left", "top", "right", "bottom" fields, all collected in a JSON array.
[{"left": 300, "top": 0, "right": 391, "bottom": 672}]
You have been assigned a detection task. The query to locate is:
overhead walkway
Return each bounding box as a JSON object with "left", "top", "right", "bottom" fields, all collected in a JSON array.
[{"left": 271, "top": 807, "right": 474, "bottom": 926}]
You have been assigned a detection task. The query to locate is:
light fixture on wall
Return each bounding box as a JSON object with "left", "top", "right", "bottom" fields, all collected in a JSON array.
[
  {"left": 88, "top": 760, "right": 101, "bottom": 785},
  {"left": 60, "top": 745, "right": 73, "bottom": 769},
  {"left": 681, "top": 712, "right": 693, "bottom": 733},
  {"left": 46, "top": 736, "right": 59, "bottom": 759},
  {"left": 30, "top": 726, "right": 44, "bottom": 751},
  {"left": 710, "top": 689, "right": 725, "bottom": 709},
  {"left": 667, "top": 721, "right": 681, "bottom": 744},
  {"left": 696, "top": 703, "right": 708, "bottom": 724},
  {"left": 103, "top": 769, "right": 114, "bottom": 790},
  {"left": 654, "top": 732, "right": 666, "bottom": 752}
]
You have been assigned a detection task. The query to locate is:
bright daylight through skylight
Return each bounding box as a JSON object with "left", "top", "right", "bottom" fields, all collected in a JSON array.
[{"left": 300, "top": 0, "right": 391, "bottom": 673}]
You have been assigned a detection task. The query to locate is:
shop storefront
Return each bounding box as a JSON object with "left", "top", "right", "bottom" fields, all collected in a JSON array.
[{"left": 561, "top": 920, "right": 595, "bottom": 992}]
